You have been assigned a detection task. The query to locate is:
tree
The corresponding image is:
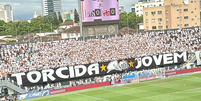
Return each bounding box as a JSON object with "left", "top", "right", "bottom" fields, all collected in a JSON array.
[
  {"left": 58, "top": 12, "right": 63, "bottom": 23},
  {"left": 53, "top": 12, "right": 59, "bottom": 26},
  {"left": 65, "top": 19, "right": 73, "bottom": 22},
  {"left": 119, "top": 12, "right": 127, "bottom": 29},
  {"left": 74, "top": 9, "right": 79, "bottom": 23},
  {"left": 0, "top": 20, "right": 5, "bottom": 26},
  {"left": 119, "top": 12, "right": 143, "bottom": 30},
  {"left": 200, "top": 11, "right": 201, "bottom": 21}
]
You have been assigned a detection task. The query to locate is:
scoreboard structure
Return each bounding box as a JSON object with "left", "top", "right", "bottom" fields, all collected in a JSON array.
[{"left": 78, "top": 0, "right": 119, "bottom": 37}]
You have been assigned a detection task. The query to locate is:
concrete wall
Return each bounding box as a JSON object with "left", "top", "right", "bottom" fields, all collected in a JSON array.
[{"left": 82, "top": 24, "right": 119, "bottom": 37}]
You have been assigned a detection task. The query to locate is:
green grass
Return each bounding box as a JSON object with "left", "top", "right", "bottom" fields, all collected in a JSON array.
[{"left": 23, "top": 73, "right": 201, "bottom": 101}]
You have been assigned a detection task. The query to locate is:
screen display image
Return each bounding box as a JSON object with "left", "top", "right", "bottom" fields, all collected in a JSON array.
[{"left": 81, "top": 0, "right": 119, "bottom": 22}]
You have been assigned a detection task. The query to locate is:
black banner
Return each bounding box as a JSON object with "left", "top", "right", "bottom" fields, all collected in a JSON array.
[{"left": 8, "top": 52, "right": 187, "bottom": 86}]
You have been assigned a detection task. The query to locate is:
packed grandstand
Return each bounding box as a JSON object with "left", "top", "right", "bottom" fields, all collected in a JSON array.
[
  {"left": 0, "top": 28, "right": 201, "bottom": 100},
  {"left": 0, "top": 28, "right": 200, "bottom": 74}
]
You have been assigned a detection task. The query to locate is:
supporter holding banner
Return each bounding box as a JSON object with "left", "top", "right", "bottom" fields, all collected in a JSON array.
[{"left": 8, "top": 52, "right": 187, "bottom": 86}]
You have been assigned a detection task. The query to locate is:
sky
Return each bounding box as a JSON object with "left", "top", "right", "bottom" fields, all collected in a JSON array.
[{"left": 0, "top": 0, "right": 155, "bottom": 21}]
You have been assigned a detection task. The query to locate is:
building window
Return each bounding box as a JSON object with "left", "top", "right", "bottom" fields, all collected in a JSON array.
[
  {"left": 195, "top": 23, "right": 197, "bottom": 25},
  {"left": 146, "top": 19, "right": 148, "bottom": 23},
  {"left": 177, "top": 17, "right": 179, "bottom": 19},
  {"left": 195, "top": 8, "right": 196, "bottom": 10},
  {"left": 194, "top": 1, "right": 196, "bottom": 3},
  {"left": 192, "top": 18, "right": 194, "bottom": 21},
  {"left": 184, "top": 16, "right": 188, "bottom": 19},
  {"left": 179, "top": 24, "right": 182, "bottom": 28},
  {"left": 177, "top": 9, "right": 181, "bottom": 13},
  {"left": 158, "top": 18, "right": 162, "bottom": 22},
  {"left": 184, "top": 9, "right": 188, "bottom": 12},
  {"left": 166, "top": 18, "right": 169, "bottom": 21},
  {"left": 191, "top": 1, "right": 193, "bottom": 3},
  {"left": 146, "top": 26, "right": 149, "bottom": 30},
  {"left": 195, "top": 15, "right": 197, "bottom": 17},
  {"left": 152, "top": 26, "right": 156, "bottom": 29},
  {"left": 151, "top": 11, "right": 156, "bottom": 15},
  {"left": 166, "top": 10, "right": 168, "bottom": 14},
  {"left": 191, "top": 11, "right": 194, "bottom": 13},
  {"left": 158, "top": 11, "right": 162, "bottom": 14},
  {"left": 166, "top": 25, "right": 169, "bottom": 29},
  {"left": 177, "top": 24, "right": 180, "bottom": 27},
  {"left": 158, "top": 26, "right": 163, "bottom": 29},
  {"left": 184, "top": 24, "right": 189, "bottom": 27},
  {"left": 145, "top": 12, "right": 148, "bottom": 16},
  {"left": 152, "top": 19, "right": 156, "bottom": 22},
  {"left": 179, "top": 17, "right": 182, "bottom": 20}
]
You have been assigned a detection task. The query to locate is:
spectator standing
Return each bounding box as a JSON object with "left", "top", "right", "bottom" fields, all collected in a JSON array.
[
  {"left": 1, "top": 88, "right": 4, "bottom": 95},
  {"left": 1, "top": 96, "right": 6, "bottom": 101}
]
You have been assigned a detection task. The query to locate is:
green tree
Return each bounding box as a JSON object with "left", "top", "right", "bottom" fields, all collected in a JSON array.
[
  {"left": 58, "top": 12, "right": 63, "bottom": 23},
  {"left": 119, "top": 12, "right": 143, "bottom": 30},
  {"left": 65, "top": 19, "right": 73, "bottom": 22},
  {"left": 74, "top": 9, "right": 79, "bottom": 23},
  {"left": 0, "top": 20, "right": 5, "bottom": 26},
  {"left": 200, "top": 11, "right": 201, "bottom": 21},
  {"left": 119, "top": 12, "right": 127, "bottom": 29},
  {"left": 53, "top": 12, "right": 59, "bottom": 26}
]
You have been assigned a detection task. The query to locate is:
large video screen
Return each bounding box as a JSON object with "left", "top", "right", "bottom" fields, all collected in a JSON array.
[{"left": 81, "top": 0, "right": 119, "bottom": 22}]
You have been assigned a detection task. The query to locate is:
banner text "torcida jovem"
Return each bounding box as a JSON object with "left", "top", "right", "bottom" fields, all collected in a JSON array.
[{"left": 9, "top": 52, "right": 187, "bottom": 85}]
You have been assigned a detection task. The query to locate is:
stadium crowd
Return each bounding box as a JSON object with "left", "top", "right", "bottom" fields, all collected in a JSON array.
[{"left": 0, "top": 28, "right": 200, "bottom": 75}]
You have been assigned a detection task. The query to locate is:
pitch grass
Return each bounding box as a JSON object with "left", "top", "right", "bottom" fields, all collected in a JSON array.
[{"left": 22, "top": 73, "right": 201, "bottom": 101}]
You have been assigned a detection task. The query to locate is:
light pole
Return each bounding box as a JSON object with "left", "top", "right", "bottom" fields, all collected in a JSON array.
[
  {"left": 39, "top": 25, "right": 42, "bottom": 41},
  {"left": 28, "top": 25, "right": 30, "bottom": 43},
  {"left": 51, "top": 23, "right": 53, "bottom": 41},
  {"left": 15, "top": 25, "right": 18, "bottom": 44},
  {"left": 127, "top": 18, "right": 129, "bottom": 34}
]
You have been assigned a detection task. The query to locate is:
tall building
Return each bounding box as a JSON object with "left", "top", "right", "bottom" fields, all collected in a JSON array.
[
  {"left": 0, "top": 4, "right": 13, "bottom": 22},
  {"left": 119, "top": 5, "right": 125, "bottom": 13},
  {"left": 143, "top": 0, "right": 200, "bottom": 30},
  {"left": 41, "top": 0, "right": 62, "bottom": 17},
  {"left": 131, "top": 0, "right": 164, "bottom": 16}
]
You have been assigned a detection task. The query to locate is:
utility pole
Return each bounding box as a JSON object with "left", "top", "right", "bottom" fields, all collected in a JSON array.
[
  {"left": 39, "top": 25, "right": 42, "bottom": 41},
  {"left": 51, "top": 23, "right": 53, "bottom": 41},
  {"left": 28, "top": 25, "right": 30, "bottom": 43},
  {"left": 127, "top": 18, "right": 129, "bottom": 34},
  {"left": 15, "top": 25, "right": 18, "bottom": 44}
]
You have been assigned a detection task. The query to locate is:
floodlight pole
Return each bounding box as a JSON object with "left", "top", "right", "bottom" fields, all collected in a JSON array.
[
  {"left": 78, "top": 0, "right": 83, "bottom": 37},
  {"left": 51, "top": 23, "right": 53, "bottom": 41}
]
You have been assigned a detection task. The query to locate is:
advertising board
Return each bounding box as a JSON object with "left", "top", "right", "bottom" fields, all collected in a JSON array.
[
  {"left": 50, "top": 81, "right": 110, "bottom": 95},
  {"left": 81, "top": 0, "right": 119, "bottom": 22},
  {"left": 165, "top": 67, "right": 201, "bottom": 76},
  {"left": 17, "top": 90, "right": 49, "bottom": 100}
]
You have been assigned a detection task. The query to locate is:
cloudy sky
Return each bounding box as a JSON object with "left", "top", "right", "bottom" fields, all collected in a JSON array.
[{"left": 0, "top": 0, "right": 155, "bottom": 20}]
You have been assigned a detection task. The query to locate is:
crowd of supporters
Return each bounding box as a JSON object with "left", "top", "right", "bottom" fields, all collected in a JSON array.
[{"left": 0, "top": 28, "right": 200, "bottom": 76}]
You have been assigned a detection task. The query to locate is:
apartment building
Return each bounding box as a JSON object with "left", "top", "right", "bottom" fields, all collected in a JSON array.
[
  {"left": 143, "top": 0, "right": 200, "bottom": 30},
  {"left": 131, "top": 0, "right": 164, "bottom": 16}
]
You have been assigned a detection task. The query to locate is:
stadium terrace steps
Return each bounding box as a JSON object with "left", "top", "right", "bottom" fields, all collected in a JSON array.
[{"left": 0, "top": 80, "right": 26, "bottom": 93}]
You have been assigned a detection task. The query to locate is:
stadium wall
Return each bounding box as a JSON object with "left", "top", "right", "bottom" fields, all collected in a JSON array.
[
  {"left": 50, "top": 81, "right": 110, "bottom": 95},
  {"left": 165, "top": 67, "right": 201, "bottom": 76}
]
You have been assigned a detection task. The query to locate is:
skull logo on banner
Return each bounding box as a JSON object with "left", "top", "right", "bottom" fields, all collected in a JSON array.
[{"left": 107, "top": 60, "right": 129, "bottom": 73}]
